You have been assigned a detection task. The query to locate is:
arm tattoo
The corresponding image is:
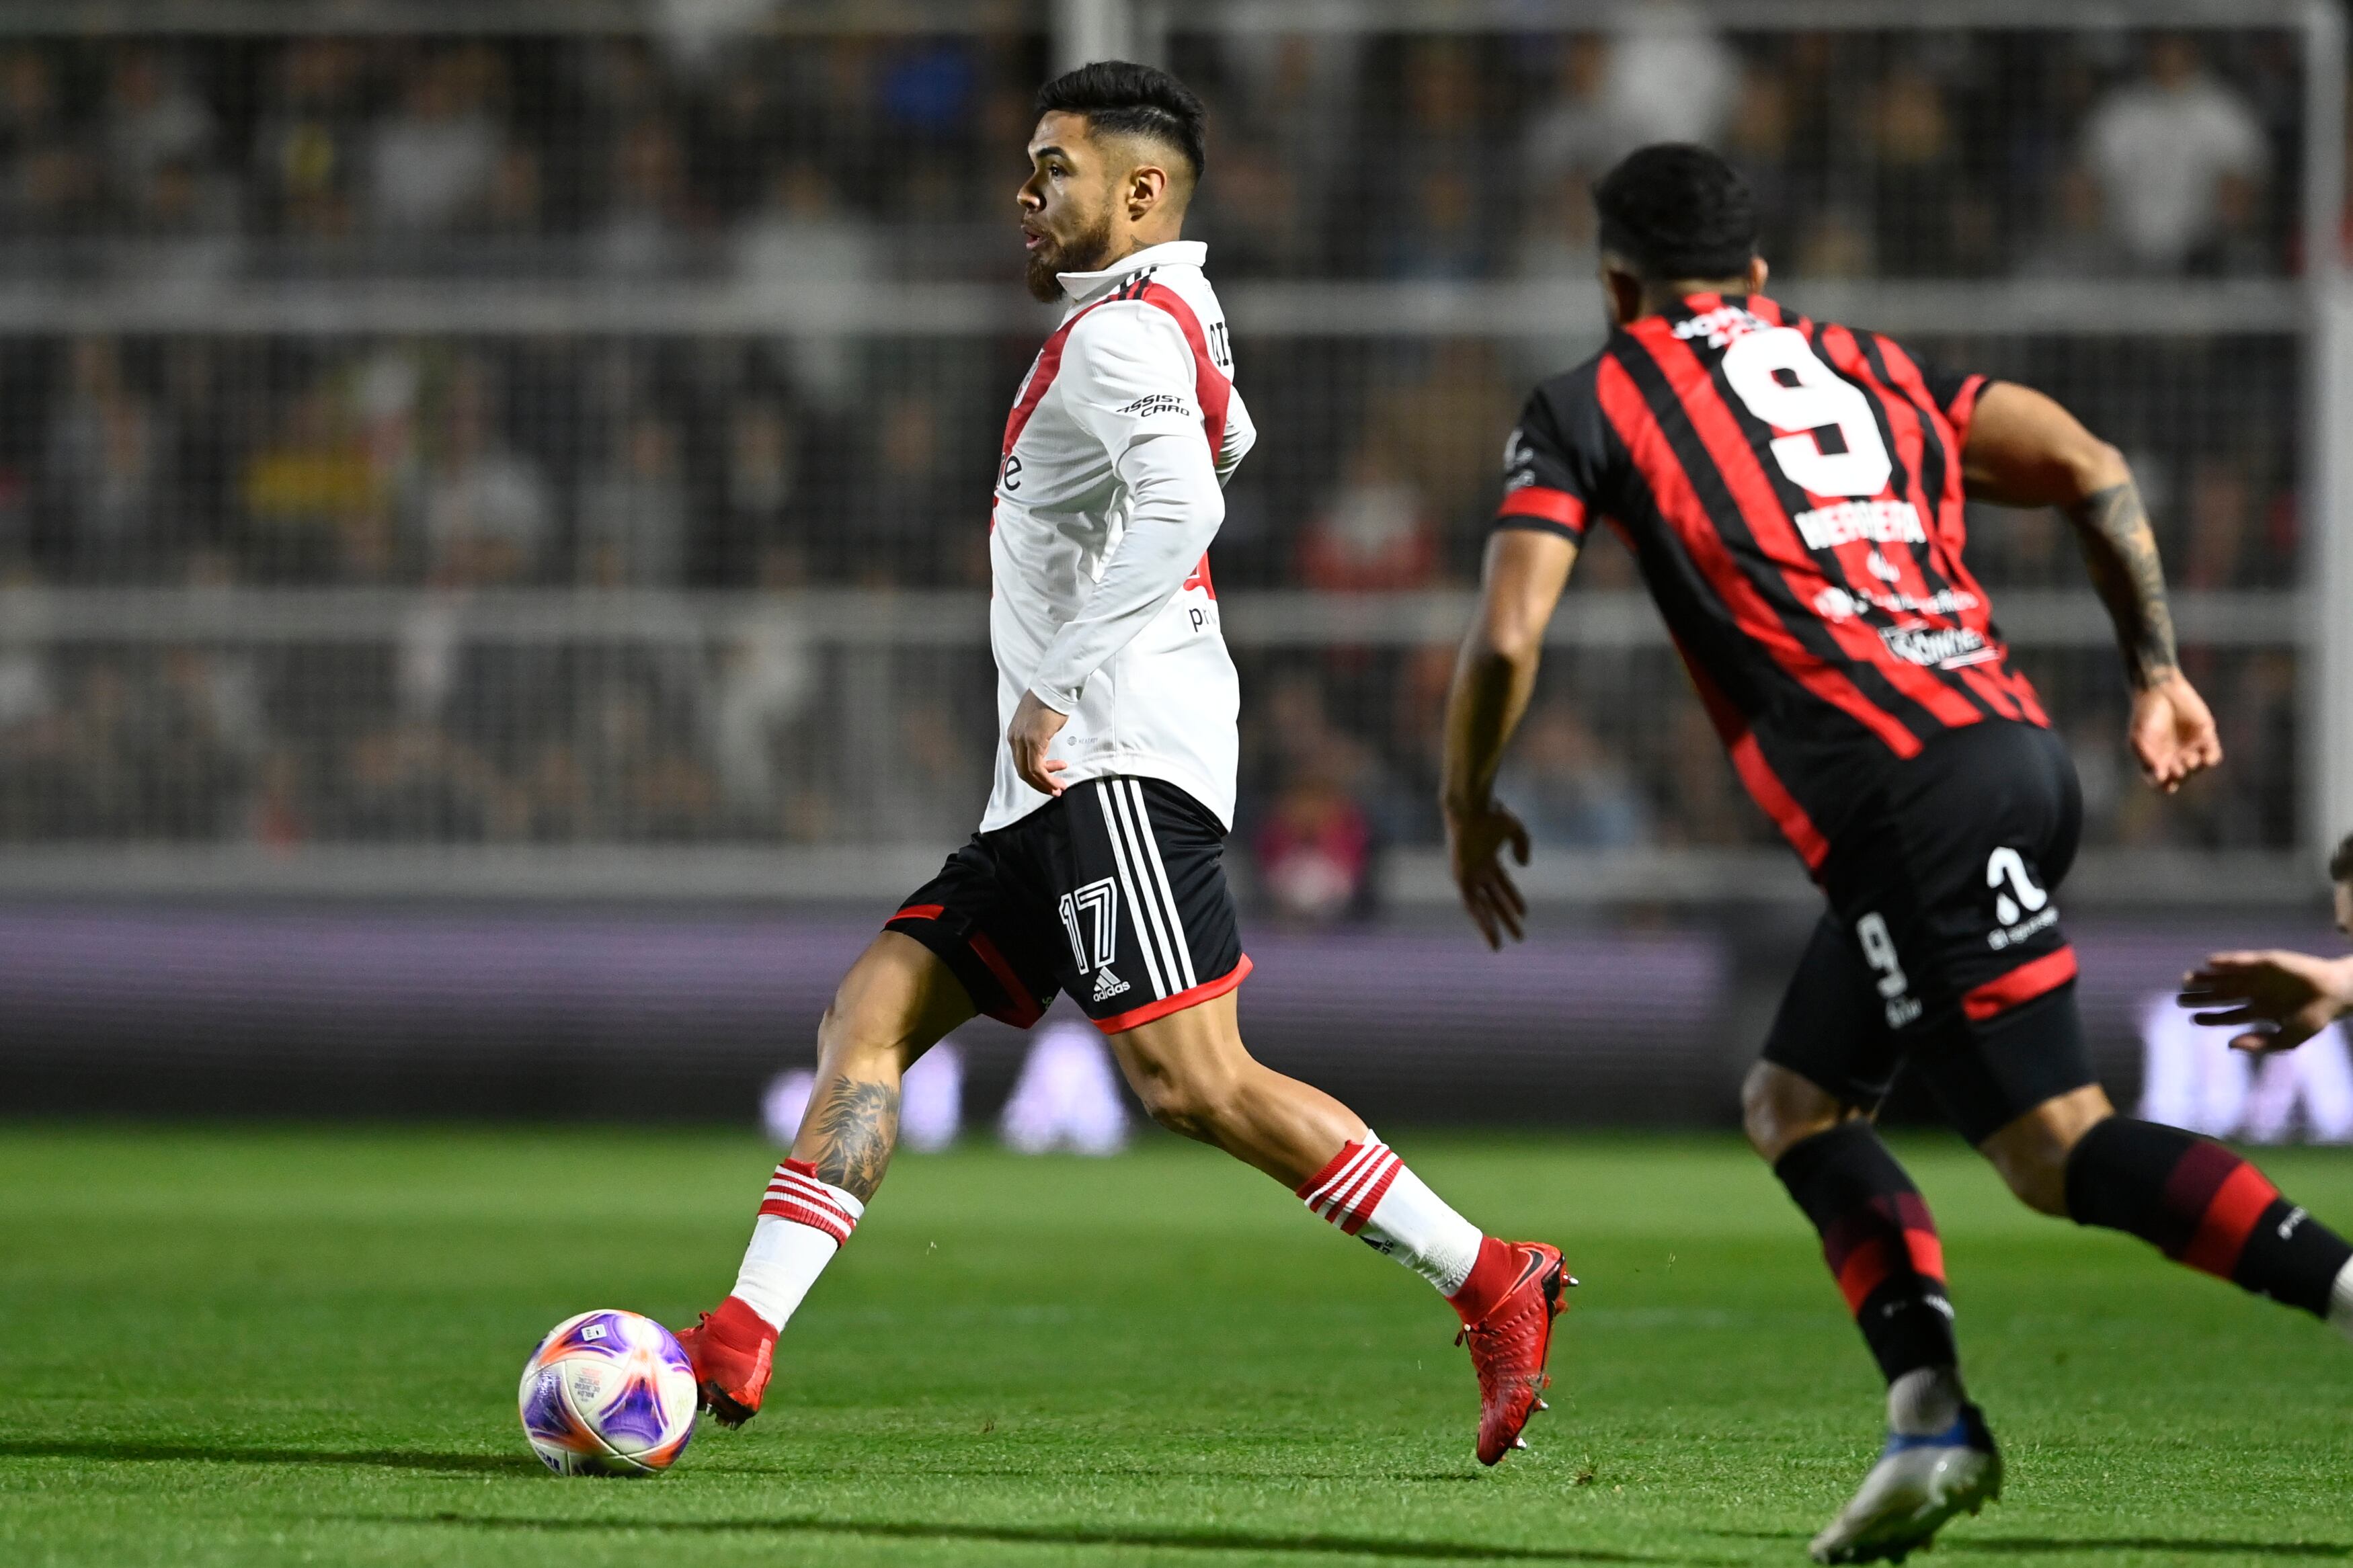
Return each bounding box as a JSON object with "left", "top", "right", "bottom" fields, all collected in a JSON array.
[
  {"left": 2065, "top": 480, "right": 2178, "bottom": 690},
  {"left": 805, "top": 1078, "right": 900, "bottom": 1202}
]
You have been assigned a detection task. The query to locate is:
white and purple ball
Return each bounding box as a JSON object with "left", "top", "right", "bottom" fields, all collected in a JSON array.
[{"left": 518, "top": 1309, "right": 699, "bottom": 1475}]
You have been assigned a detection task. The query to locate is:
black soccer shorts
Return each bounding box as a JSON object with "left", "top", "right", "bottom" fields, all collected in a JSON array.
[
  {"left": 884, "top": 776, "right": 1250, "bottom": 1034},
  {"left": 1760, "top": 719, "right": 2098, "bottom": 1144}
]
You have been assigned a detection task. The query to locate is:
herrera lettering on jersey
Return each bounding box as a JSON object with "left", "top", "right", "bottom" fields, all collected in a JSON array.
[{"left": 1792, "top": 499, "right": 1927, "bottom": 552}]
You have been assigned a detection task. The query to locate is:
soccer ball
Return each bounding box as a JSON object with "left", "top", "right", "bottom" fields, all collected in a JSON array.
[{"left": 518, "top": 1309, "right": 699, "bottom": 1475}]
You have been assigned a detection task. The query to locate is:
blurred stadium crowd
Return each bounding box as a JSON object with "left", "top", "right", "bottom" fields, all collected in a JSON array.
[{"left": 0, "top": 17, "right": 2327, "bottom": 904}]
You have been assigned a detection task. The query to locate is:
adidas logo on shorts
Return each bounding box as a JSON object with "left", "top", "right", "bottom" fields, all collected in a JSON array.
[{"left": 1092, "top": 966, "right": 1131, "bottom": 1003}]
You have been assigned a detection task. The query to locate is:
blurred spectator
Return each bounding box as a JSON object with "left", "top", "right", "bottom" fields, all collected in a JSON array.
[
  {"left": 1195, "top": 144, "right": 1312, "bottom": 278},
  {"left": 840, "top": 393, "right": 957, "bottom": 585},
  {"left": 102, "top": 48, "right": 214, "bottom": 204},
  {"left": 1297, "top": 444, "right": 1439, "bottom": 591},
  {"left": 1721, "top": 61, "right": 1794, "bottom": 233},
  {"left": 364, "top": 49, "right": 504, "bottom": 233},
  {"left": 239, "top": 380, "right": 378, "bottom": 581},
  {"left": 0, "top": 48, "right": 96, "bottom": 237},
  {"left": 1601, "top": 2, "right": 1736, "bottom": 155},
  {"left": 1382, "top": 167, "right": 1488, "bottom": 280},
  {"left": 1494, "top": 701, "right": 1652, "bottom": 850},
  {"left": 713, "top": 616, "right": 819, "bottom": 825},
  {"left": 44, "top": 339, "right": 173, "bottom": 580},
  {"left": 1513, "top": 167, "right": 1600, "bottom": 283},
  {"left": 719, "top": 399, "right": 806, "bottom": 583},
  {"left": 1256, "top": 764, "right": 1375, "bottom": 925},
  {"left": 2180, "top": 455, "right": 2255, "bottom": 590},
  {"left": 1866, "top": 63, "right": 1970, "bottom": 275},
  {"left": 1521, "top": 36, "right": 1613, "bottom": 192},
  {"left": 251, "top": 38, "right": 364, "bottom": 241},
  {"left": 413, "top": 366, "right": 549, "bottom": 584},
  {"left": 593, "top": 120, "right": 696, "bottom": 278},
  {"left": 2083, "top": 36, "right": 2266, "bottom": 273},
  {"left": 2016, "top": 165, "right": 2124, "bottom": 278},
  {"left": 576, "top": 412, "right": 689, "bottom": 587},
  {"left": 735, "top": 161, "right": 883, "bottom": 405}
]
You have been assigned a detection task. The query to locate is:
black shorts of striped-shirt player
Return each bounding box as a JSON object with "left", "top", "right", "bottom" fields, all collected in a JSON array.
[{"left": 885, "top": 776, "right": 1250, "bottom": 1034}]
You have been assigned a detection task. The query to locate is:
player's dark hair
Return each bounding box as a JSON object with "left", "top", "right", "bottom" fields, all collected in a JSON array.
[
  {"left": 2331, "top": 829, "right": 2353, "bottom": 884},
  {"left": 1035, "top": 60, "right": 1207, "bottom": 183},
  {"left": 1593, "top": 142, "right": 1760, "bottom": 281}
]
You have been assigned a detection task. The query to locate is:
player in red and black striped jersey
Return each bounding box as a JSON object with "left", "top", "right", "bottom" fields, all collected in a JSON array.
[{"left": 1442, "top": 144, "right": 2353, "bottom": 1563}]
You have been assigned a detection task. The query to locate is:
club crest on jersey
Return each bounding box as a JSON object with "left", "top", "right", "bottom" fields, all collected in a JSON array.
[{"left": 1880, "top": 624, "right": 1996, "bottom": 670}]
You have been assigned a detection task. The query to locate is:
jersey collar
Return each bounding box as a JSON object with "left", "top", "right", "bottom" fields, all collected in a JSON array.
[{"left": 1056, "top": 240, "right": 1207, "bottom": 306}]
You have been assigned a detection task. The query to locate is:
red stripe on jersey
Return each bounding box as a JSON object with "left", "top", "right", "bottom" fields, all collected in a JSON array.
[
  {"left": 1962, "top": 945, "right": 2079, "bottom": 1022},
  {"left": 1868, "top": 336, "right": 2050, "bottom": 727},
  {"left": 1730, "top": 731, "right": 1830, "bottom": 870},
  {"left": 1747, "top": 295, "right": 1785, "bottom": 326},
  {"left": 1644, "top": 326, "right": 1985, "bottom": 739},
  {"left": 1136, "top": 281, "right": 1232, "bottom": 462},
  {"left": 1000, "top": 297, "right": 1117, "bottom": 463},
  {"left": 1601, "top": 347, "right": 1923, "bottom": 757},
  {"left": 887, "top": 903, "right": 946, "bottom": 923},
  {"left": 1137, "top": 282, "right": 1233, "bottom": 601},
  {"left": 1816, "top": 325, "right": 2007, "bottom": 728},
  {"left": 1495, "top": 485, "right": 1586, "bottom": 530}
]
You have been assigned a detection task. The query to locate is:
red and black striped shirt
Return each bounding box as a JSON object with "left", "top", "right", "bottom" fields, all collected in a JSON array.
[{"left": 1497, "top": 292, "right": 2048, "bottom": 872}]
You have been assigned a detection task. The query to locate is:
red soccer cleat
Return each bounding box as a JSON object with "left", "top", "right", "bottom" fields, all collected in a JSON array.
[
  {"left": 1454, "top": 1241, "right": 1573, "bottom": 1464},
  {"left": 674, "top": 1295, "right": 775, "bottom": 1428}
]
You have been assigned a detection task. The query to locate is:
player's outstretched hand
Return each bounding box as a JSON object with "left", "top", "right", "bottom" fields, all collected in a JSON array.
[
  {"left": 1447, "top": 797, "right": 1531, "bottom": 950},
  {"left": 2178, "top": 950, "right": 2353, "bottom": 1054},
  {"left": 2128, "top": 671, "right": 2222, "bottom": 794},
  {"left": 1008, "top": 689, "right": 1070, "bottom": 798}
]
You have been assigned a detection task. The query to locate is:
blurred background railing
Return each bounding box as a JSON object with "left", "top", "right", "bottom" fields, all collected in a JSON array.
[{"left": 1, "top": 0, "right": 2347, "bottom": 1122}]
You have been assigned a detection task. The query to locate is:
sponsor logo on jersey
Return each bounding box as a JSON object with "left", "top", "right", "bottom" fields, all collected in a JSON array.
[
  {"left": 1813, "top": 583, "right": 1984, "bottom": 624},
  {"left": 1880, "top": 624, "right": 1997, "bottom": 669},
  {"left": 1792, "top": 498, "right": 1926, "bottom": 551},
  {"left": 1117, "top": 393, "right": 1195, "bottom": 419},
  {"left": 1672, "top": 304, "right": 1766, "bottom": 349}
]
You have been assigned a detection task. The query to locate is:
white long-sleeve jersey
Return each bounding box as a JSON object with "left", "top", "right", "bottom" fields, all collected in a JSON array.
[{"left": 982, "top": 239, "right": 1254, "bottom": 832}]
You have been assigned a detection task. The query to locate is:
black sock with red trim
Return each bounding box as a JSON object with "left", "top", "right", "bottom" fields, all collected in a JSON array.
[
  {"left": 1773, "top": 1121, "right": 1958, "bottom": 1383},
  {"left": 2064, "top": 1117, "right": 2352, "bottom": 1316}
]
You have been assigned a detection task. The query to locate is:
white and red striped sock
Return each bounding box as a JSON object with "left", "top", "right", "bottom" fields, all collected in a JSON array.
[
  {"left": 729, "top": 1158, "right": 865, "bottom": 1331},
  {"left": 1295, "top": 1133, "right": 1484, "bottom": 1299}
]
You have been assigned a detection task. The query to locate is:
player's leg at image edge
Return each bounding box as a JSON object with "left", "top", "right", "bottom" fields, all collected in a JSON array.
[
  {"left": 1766, "top": 1085, "right": 2353, "bottom": 1563},
  {"left": 679, "top": 932, "right": 1571, "bottom": 1460}
]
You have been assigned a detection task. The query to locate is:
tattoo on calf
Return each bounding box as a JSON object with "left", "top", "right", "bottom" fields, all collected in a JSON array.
[
  {"left": 2066, "top": 480, "right": 2178, "bottom": 689},
  {"left": 808, "top": 1079, "right": 900, "bottom": 1201}
]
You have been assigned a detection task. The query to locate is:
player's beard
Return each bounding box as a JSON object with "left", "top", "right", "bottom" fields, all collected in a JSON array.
[{"left": 1025, "top": 208, "right": 1115, "bottom": 303}]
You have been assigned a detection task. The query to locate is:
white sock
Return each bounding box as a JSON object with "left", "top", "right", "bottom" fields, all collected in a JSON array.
[
  {"left": 1886, "top": 1365, "right": 1964, "bottom": 1436},
  {"left": 1296, "top": 1132, "right": 1483, "bottom": 1296},
  {"left": 2329, "top": 1257, "right": 2353, "bottom": 1342},
  {"left": 730, "top": 1161, "right": 864, "bottom": 1331}
]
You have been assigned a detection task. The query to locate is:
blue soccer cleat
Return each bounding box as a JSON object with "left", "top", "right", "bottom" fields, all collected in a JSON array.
[{"left": 1807, "top": 1403, "right": 2001, "bottom": 1565}]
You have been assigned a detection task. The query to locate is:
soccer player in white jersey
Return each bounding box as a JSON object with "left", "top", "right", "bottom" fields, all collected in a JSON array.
[{"left": 675, "top": 62, "right": 1570, "bottom": 1465}]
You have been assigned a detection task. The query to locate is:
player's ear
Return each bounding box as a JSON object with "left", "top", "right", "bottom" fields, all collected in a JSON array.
[
  {"left": 1127, "top": 161, "right": 1168, "bottom": 219},
  {"left": 1746, "top": 255, "right": 1769, "bottom": 295}
]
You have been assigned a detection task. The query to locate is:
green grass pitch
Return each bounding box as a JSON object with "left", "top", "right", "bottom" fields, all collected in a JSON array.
[{"left": 3, "top": 1126, "right": 2350, "bottom": 1567}]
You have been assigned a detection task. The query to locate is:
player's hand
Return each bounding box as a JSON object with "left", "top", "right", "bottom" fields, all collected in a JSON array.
[
  {"left": 1445, "top": 796, "right": 1531, "bottom": 950},
  {"left": 1008, "top": 689, "right": 1070, "bottom": 798},
  {"left": 2128, "top": 671, "right": 2222, "bottom": 794},
  {"left": 2178, "top": 950, "right": 2353, "bottom": 1054}
]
